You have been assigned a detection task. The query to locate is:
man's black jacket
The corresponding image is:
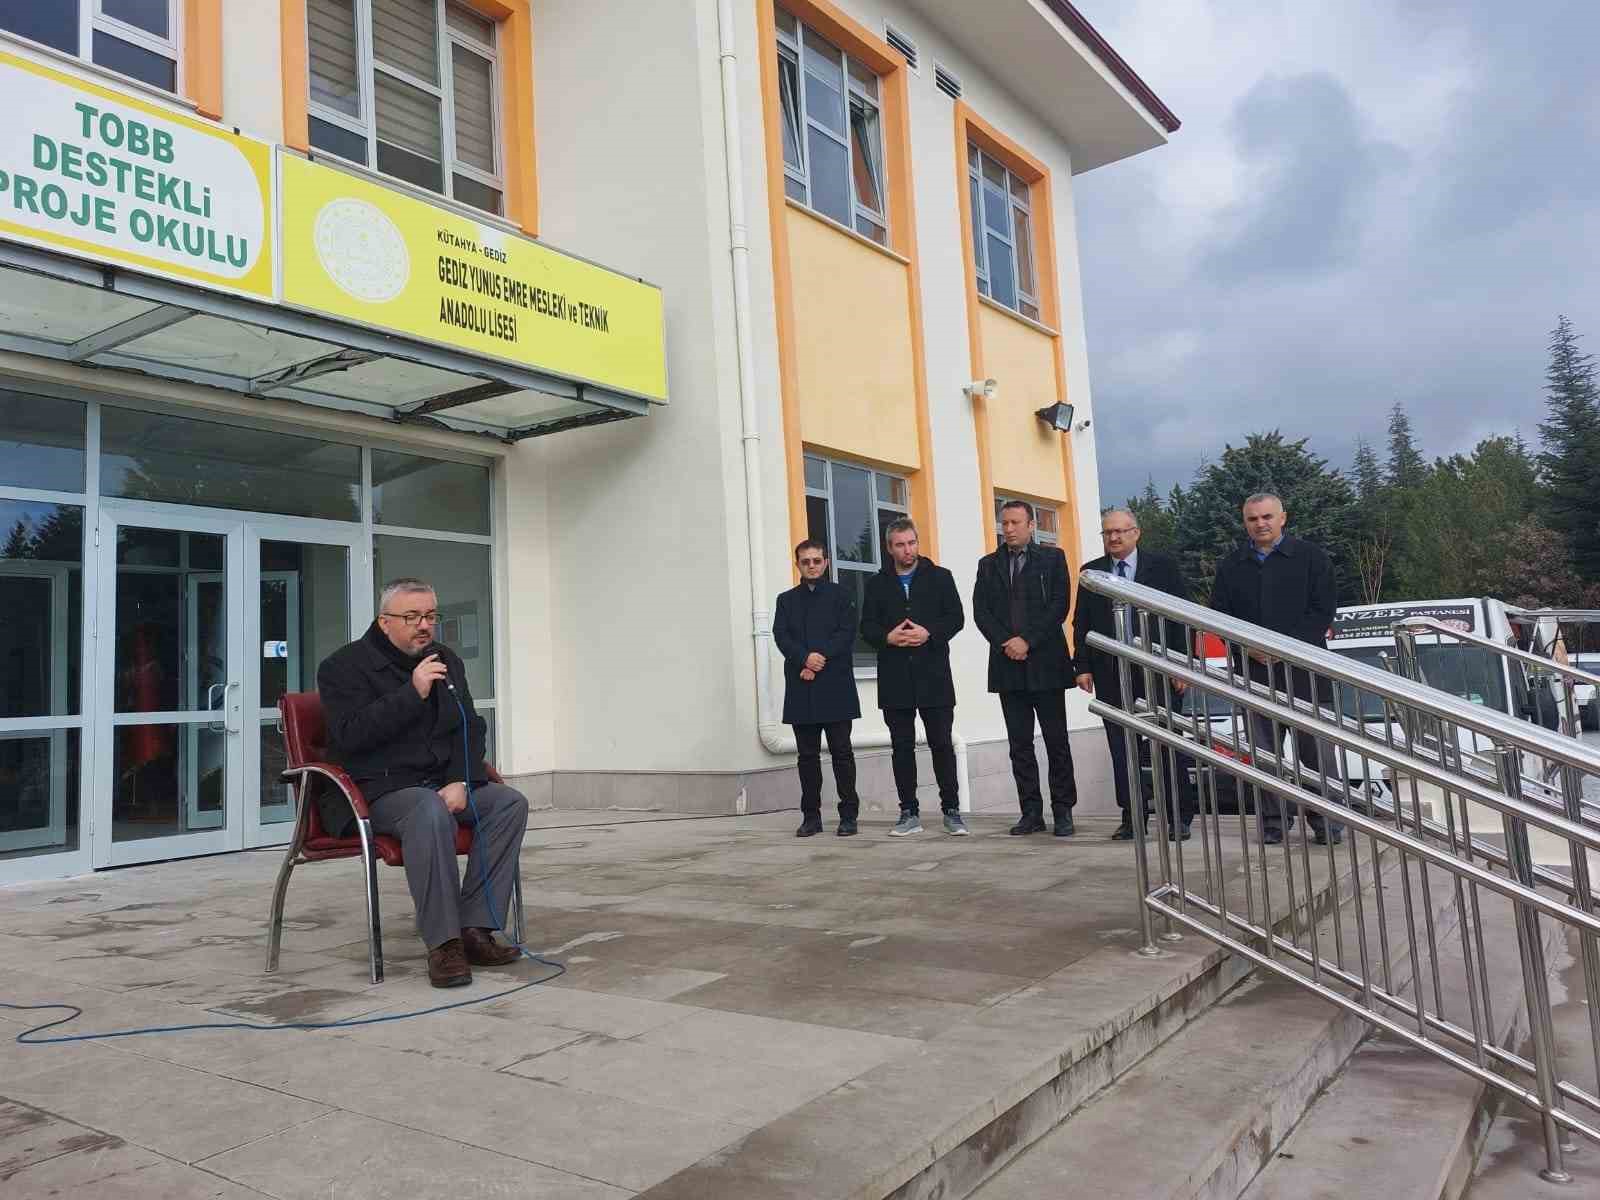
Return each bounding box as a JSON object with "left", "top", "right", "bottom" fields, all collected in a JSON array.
[
  {"left": 1209, "top": 535, "right": 1336, "bottom": 683},
  {"left": 316, "top": 624, "right": 488, "bottom": 831},
  {"left": 858, "top": 556, "right": 965, "bottom": 709},
  {"left": 773, "top": 579, "right": 862, "bottom": 725},
  {"left": 1071, "top": 549, "right": 1191, "bottom": 701},
  {"left": 972, "top": 543, "right": 1072, "bottom": 693}
]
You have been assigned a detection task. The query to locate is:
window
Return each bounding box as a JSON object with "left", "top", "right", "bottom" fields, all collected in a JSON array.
[
  {"left": 804, "top": 453, "right": 908, "bottom": 664},
  {"left": 776, "top": 4, "right": 888, "bottom": 246},
  {"left": 0, "top": 0, "right": 179, "bottom": 92},
  {"left": 306, "top": 0, "right": 504, "bottom": 215},
  {"left": 969, "top": 145, "right": 1040, "bottom": 321},
  {"left": 994, "top": 496, "right": 1058, "bottom": 545}
]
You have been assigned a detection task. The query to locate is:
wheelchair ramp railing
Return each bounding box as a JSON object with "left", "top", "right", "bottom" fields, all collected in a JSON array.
[{"left": 1077, "top": 570, "right": 1600, "bottom": 1185}]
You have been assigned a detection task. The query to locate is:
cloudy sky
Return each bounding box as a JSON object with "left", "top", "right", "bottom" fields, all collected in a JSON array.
[{"left": 1072, "top": 0, "right": 1600, "bottom": 507}]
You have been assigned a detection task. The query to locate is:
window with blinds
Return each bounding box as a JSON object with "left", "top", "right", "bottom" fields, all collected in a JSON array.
[{"left": 305, "top": 0, "right": 504, "bottom": 216}]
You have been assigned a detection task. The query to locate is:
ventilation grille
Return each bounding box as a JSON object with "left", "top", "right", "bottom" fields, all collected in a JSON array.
[
  {"left": 884, "top": 23, "right": 918, "bottom": 71},
  {"left": 934, "top": 63, "right": 963, "bottom": 100}
]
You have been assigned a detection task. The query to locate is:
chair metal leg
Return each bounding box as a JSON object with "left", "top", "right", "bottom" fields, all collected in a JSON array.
[
  {"left": 512, "top": 871, "right": 526, "bottom": 946},
  {"left": 354, "top": 817, "right": 385, "bottom": 984},
  {"left": 265, "top": 779, "right": 312, "bottom": 974}
]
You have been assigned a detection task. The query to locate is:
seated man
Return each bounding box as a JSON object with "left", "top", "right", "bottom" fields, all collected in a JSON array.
[{"left": 317, "top": 577, "right": 529, "bottom": 988}]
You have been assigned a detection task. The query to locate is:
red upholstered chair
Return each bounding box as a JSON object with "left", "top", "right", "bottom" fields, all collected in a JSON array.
[{"left": 266, "top": 691, "right": 525, "bottom": 983}]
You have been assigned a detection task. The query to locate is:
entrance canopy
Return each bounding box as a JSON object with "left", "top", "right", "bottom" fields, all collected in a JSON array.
[{"left": 0, "top": 241, "right": 649, "bottom": 441}]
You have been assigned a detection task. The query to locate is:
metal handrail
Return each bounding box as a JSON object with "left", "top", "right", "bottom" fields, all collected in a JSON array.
[
  {"left": 1395, "top": 615, "right": 1600, "bottom": 693},
  {"left": 1077, "top": 569, "right": 1600, "bottom": 1185}
]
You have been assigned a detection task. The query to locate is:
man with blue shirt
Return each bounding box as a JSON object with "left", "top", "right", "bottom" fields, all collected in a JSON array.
[
  {"left": 860, "top": 519, "right": 967, "bottom": 836},
  {"left": 1209, "top": 493, "right": 1340, "bottom": 845}
]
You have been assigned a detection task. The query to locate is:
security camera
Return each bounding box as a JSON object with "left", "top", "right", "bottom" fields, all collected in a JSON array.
[
  {"left": 1075, "top": 417, "right": 1092, "bottom": 432},
  {"left": 963, "top": 378, "right": 997, "bottom": 400}
]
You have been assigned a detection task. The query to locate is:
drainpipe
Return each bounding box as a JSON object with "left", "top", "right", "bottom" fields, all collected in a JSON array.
[{"left": 714, "top": 0, "right": 970, "bottom": 808}]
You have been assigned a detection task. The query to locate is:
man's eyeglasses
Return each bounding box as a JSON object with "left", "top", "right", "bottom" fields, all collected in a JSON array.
[
  {"left": 1101, "top": 527, "right": 1138, "bottom": 539},
  {"left": 381, "top": 610, "right": 441, "bottom": 627}
]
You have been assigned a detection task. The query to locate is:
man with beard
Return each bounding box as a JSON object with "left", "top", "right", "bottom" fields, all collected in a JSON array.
[
  {"left": 860, "top": 519, "right": 967, "bottom": 836},
  {"left": 318, "top": 578, "right": 528, "bottom": 987}
]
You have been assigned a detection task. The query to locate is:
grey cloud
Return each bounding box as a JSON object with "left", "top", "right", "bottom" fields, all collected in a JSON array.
[
  {"left": 1074, "top": 1, "right": 1600, "bottom": 509},
  {"left": 1203, "top": 73, "right": 1406, "bottom": 280}
]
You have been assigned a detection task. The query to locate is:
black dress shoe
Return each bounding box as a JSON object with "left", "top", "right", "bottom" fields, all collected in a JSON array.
[
  {"left": 1313, "top": 825, "right": 1343, "bottom": 846},
  {"left": 1009, "top": 815, "right": 1047, "bottom": 835},
  {"left": 1262, "top": 827, "right": 1284, "bottom": 846},
  {"left": 1110, "top": 822, "right": 1136, "bottom": 841},
  {"left": 836, "top": 819, "right": 858, "bottom": 837},
  {"left": 1169, "top": 821, "right": 1192, "bottom": 842},
  {"left": 1053, "top": 814, "right": 1076, "bottom": 837},
  {"left": 796, "top": 817, "right": 823, "bottom": 837}
]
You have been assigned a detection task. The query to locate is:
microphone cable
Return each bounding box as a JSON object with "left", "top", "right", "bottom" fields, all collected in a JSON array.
[{"left": 5, "top": 675, "right": 564, "bottom": 1046}]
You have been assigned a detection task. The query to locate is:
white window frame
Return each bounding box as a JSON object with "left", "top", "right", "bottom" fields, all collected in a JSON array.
[
  {"left": 0, "top": 1, "right": 183, "bottom": 94},
  {"left": 969, "top": 145, "right": 1041, "bottom": 322},
  {"left": 775, "top": 5, "right": 889, "bottom": 246},
  {"left": 804, "top": 453, "right": 908, "bottom": 667},
  {"left": 994, "top": 495, "right": 1058, "bottom": 546},
  {"left": 306, "top": 0, "right": 506, "bottom": 214}
]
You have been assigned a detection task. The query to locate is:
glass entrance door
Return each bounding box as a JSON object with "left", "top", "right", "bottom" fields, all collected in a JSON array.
[
  {"left": 246, "top": 523, "right": 362, "bottom": 848},
  {"left": 93, "top": 509, "right": 246, "bottom": 867}
]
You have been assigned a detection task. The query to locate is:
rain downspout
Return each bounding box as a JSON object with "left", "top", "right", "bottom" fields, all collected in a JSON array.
[{"left": 714, "top": 0, "right": 970, "bottom": 806}]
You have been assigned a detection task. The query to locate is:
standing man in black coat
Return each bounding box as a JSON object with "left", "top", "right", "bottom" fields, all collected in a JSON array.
[
  {"left": 773, "top": 539, "right": 863, "bottom": 837},
  {"left": 1072, "top": 506, "right": 1199, "bottom": 840},
  {"left": 1210, "top": 492, "right": 1341, "bottom": 845},
  {"left": 317, "top": 578, "right": 528, "bottom": 988},
  {"left": 860, "top": 518, "right": 967, "bottom": 837},
  {"left": 973, "top": 500, "right": 1078, "bottom": 836}
]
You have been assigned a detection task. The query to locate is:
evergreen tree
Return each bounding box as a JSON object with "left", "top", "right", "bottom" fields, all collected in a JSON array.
[
  {"left": 1172, "top": 431, "right": 1360, "bottom": 603},
  {"left": 1385, "top": 402, "right": 1427, "bottom": 491},
  {"left": 1536, "top": 315, "right": 1600, "bottom": 580},
  {"left": 1351, "top": 438, "right": 1383, "bottom": 502},
  {"left": 1124, "top": 477, "right": 1177, "bottom": 554}
]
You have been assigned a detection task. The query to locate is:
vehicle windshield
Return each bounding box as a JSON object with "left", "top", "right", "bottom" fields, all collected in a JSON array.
[{"left": 1333, "top": 643, "right": 1509, "bottom": 716}]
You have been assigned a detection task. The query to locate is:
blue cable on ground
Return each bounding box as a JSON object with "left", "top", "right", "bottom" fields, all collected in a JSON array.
[{"left": 5, "top": 684, "right": 562, "bottom": 1046}]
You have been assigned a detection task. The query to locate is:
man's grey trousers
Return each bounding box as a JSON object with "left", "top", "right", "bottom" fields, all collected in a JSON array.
[{"left": 368, "top": 782, "right": 530, "bottom": 950}]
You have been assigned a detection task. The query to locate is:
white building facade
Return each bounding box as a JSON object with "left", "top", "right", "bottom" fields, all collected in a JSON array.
[{"left": 0, "top": 0, "right": 1175, "bottom": 885}]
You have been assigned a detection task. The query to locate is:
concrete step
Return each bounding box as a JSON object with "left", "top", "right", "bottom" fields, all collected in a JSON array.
[
  {"left": 638, "top": 828, "right": 1392, "bottom": 1200},
  {"left": 969, "top": 852, "right": 1460, "bottom": 1200},
  {"left": 1247, "top": 921, "right": 1597, "bottom": 1200}
]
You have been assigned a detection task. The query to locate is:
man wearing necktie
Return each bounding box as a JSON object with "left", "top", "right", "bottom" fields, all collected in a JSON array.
[
  {"left": 973, "top": 500, "right": 1078, "bottom": 835},
  {"left": 1072, "top": 507, "right": 1199, "bottom": 840}
]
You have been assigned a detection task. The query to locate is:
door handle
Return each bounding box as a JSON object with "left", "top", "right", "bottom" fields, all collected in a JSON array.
[
  {"left": 205, "top": 682, "right": 226, "bottom": 732},
  {"left": 223, "top": 681, "right": 242, "bottom": 737}
]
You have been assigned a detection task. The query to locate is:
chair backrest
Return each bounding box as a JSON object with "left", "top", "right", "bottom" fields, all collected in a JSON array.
[{"left": 279, "top": 692, "right": 328, "bottom": 770}]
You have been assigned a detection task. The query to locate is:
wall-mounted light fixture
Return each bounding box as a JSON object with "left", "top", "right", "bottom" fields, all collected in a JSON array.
[
  {"left": 1034, "top": 401, "right": 1074, "bottom": 432},
  {"left": 963, "top": 378, "right": 997, "bottom": 400}
]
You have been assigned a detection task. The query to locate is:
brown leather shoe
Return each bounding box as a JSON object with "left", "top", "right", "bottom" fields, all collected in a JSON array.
[
  {"left": 426, "top": 937, "right": 472, "bottom": 988},
  {"left": 462, "top": 926, "right": 520, "bottom": 967}
]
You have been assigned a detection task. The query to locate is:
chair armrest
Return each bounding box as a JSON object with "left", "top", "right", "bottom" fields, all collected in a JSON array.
[{"left": 283, "top": 761, "right": 372, "bottom": 820}]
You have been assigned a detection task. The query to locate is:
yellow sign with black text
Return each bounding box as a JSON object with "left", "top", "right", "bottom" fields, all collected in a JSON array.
[{"left": 280, "top": 154, "right": 667, "bottom": 403}]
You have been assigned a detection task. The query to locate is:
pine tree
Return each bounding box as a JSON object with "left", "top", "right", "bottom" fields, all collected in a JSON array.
[
  {"left": 1385, "top": 402, "right": 1427, "bottom": 491},
  {"left": 1351, "top": 438, "right": 1382, "bottom": 502},
  {"left": 1537, "top": 315, "right": 1600, "bottom": 580},
  {"left": 1124, "top": 477, "right": 1177, "bottom": 554}
]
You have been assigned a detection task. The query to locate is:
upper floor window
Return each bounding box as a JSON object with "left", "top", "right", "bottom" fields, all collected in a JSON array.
[
  {"left": 994, "top": 496, "right": 1058, "bottom": 545},
  {"left": 306, "top": 0, "right": 503, "bottom": 216},
  {"left": 775, "top": 4, "right": 887, "bottom": 246},
  {"left": 1, "top": 1, "right": 180, "bottom": 93},
  {"left": 969, "top": 145, "right": 1039, "bottom": 321}
]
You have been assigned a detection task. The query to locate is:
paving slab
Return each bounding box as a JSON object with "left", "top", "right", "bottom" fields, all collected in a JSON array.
[{"left": 1, "top": 809, "right": 1353, "bottom": 1197}]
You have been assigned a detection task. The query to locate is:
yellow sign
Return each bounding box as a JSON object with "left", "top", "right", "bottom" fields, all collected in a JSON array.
[
  {"left": 0, "top": 50, "right": 273, "bottom": 299},
  {"left": 280, "top": 155, "right": 668, "bottom": 403}
]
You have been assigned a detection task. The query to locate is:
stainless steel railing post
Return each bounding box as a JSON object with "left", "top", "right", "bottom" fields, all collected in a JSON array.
[
  {"left": 1116, "top": 600, "right": 1162, "bottom": 957},
  {"left": 1491, "top": 744, "right": 1572, "bottom": 1184}
]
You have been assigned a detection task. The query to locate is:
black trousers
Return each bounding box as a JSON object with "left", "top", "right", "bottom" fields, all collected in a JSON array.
[
  {"left": 793, "top": 720, "right": 859, "bottom": 820},
  {"left": 1104, "top": 722, "right": 1199, "bottom": 827},
  {"left": 999, "top": 689, "right": 1076, "bottom": 817},
  {"left": 1246, "top": 665, "right": 1342, "bottom": 834},
  {"left": 882, "top": 705, "right": 959, "bottom": 815}
]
